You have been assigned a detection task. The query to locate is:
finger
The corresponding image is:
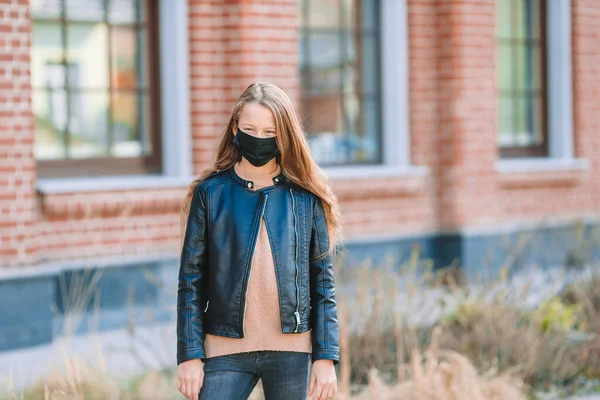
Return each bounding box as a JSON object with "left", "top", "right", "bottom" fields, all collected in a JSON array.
[
  {"left": 332, "top": 382, "right": 338, "bottom": 398},
  {"left": 313, "top": 383, "right": 325, "bottom": 400},
  {"left": 327, "top": 383, "right": 335, "bottom": 399},
  {"left": 324, "top": 383, "right": 331, "bottom": 399},
  {"left": 322, "top": 383, "right": 331, "bottom": 400},
  {"left": 308, "top": 372, "right": 316, "bottom": 395},
  {"left": 319, "top": 384, "right": 328, "bottom": 400},
  {"left": 191, "top": 378, "right": 201, "bottom": 400},
  {"left": 186, "top": 380, "right": 193, "bottom": 400},
  {"left": 180, "top": 378, "right": 187, "bottom": 398}
]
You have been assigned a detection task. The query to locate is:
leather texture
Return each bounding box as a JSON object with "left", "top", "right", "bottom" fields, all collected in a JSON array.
[{"left": 176, "top": 166, "right": 340, "bottom": 366}]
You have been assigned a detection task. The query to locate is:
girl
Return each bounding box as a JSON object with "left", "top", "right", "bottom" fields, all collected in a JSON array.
[{"left": 176, "top": 82, "right": 341, "bottom": 400}]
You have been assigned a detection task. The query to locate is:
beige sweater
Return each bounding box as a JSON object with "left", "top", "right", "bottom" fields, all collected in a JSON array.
[{"left": 204, "top": 161, "right": 312, "bottom": 358}]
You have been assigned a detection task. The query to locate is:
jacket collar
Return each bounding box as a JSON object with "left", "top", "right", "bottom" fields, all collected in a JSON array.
[{"left": 227, "top": 165, "right": 288, "bottom": 190}]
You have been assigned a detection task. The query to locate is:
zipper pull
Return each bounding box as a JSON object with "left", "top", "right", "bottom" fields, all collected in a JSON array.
[
  {"left": 204, "top": 300, "right": 210, "bottom": 312},
  {"left": 294, "top": 311, "right": 301, "bottom": 332}
]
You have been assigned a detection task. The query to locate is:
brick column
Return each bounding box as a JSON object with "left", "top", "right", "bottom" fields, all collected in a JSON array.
[
  {"left": 234, "top": 0, "right": 300, "bottom": 104},
  {"left": 0, "top": 1, "right": 38, "bottom": 267},
  {"left": 435, "top": 1, "right": 500, "bottom": 231}
]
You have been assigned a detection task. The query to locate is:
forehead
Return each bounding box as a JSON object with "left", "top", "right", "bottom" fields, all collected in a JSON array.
[{"left": 239, "top": 102, "right": 275, "bottom": 126}]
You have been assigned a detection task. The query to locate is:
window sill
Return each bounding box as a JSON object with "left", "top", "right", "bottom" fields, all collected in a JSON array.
[
  {"left": 323, "top": 164, "right": 429, "bottom": 180},
  {"left": 495, "top": 157, "right": 589, "bottom": 174},
  {"left": 36, "top": 174, "right": 195, "bottom": 194},
  {"left": 495, "top": 158, "right": 589, "bottom": 189}
]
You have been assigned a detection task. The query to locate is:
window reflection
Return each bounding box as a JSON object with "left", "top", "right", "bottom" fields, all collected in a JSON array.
[
  {"left": 496, "top": 0, "right": 547, "bottom": 157},
  {"left": 31, "top": 0, "right": 154, "bottom": 164},
  {"left": 300, "top": 0, "right": 382, "bottom": 166}
]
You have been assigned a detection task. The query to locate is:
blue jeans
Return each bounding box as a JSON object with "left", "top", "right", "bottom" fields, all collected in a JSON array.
[{"left": 198, "top": 350, "right": 312, "bottom": 400}]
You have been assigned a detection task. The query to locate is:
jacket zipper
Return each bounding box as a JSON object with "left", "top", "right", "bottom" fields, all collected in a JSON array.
[
  {"left": 242, "top": 193, "right": 268, "bottom": 336},
  {"left": 290, "top": 188, "right": 301, "bottom": 332},
  {"left": 204, "top": 300, "right": 209, "bottom": 312}
]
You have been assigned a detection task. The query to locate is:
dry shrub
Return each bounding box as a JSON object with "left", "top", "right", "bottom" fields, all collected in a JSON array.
[
  {"left": 339, "top": 330, "right": 526, "bottom": 400},
  {"left": 3, "top": 352, "right": 180, "bottom": 400},
  {"left": 132, "top": 370, "right": 180, "bottom": 400},
  {"left": 14, "top": 355, "right": 121, "bottom": 400},
  {"left": 337, "top": 251, "right": 600, "bottom": 395},
  {"left": 336, "top": 251, "right": 436, "bottom": 385},
  {"left": 561, "top": 270, "right": 600, "bottom": 378},
  {"left": 437, "top": 296, "right": 586, "bottom": 386},
  {"left": 562, "top": 268, "right": 600, "bottom": 331}
]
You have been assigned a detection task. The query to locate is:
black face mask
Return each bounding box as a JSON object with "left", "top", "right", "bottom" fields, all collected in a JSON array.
[{"left": 232, "top": 127, "right": 280, "bottom": 167}]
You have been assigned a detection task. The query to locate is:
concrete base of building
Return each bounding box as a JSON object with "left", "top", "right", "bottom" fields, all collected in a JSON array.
[
  {"left": 0, "top": 257, "right": 177, "bottom": 354},
  {"left": 342, "top": 219, "right": 600, "bottom": 282}
]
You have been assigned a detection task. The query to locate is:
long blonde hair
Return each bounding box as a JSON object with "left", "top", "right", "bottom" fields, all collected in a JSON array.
[{"left": 180, "top": 81, "right": 342, "bottom": 258}]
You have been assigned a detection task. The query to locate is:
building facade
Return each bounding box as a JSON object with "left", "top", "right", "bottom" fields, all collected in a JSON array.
[{"left": 0, "top": 0, "right": 599, "bottom": 353}]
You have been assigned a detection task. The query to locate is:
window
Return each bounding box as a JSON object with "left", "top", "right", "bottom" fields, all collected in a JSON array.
[
  {"left": 299, "top": 0, "right": 382, "bottom": 166},
  {"left": 497, "top": 0, "right": 547, "bottom": 158},
  {"left": 31, "top": 0, "right": 161, "bottom": 178}
]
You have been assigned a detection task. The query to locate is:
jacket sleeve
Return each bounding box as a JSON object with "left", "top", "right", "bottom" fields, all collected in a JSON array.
[
  {"left": 176, "top": 185, "right": 209, "bottom": 365},
  {"left": 309, "top": 197, "right": 340, "bottom": 366}
]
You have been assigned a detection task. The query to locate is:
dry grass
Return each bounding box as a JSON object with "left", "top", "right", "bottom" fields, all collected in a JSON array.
[
  {"left": 335, "top": 249, "right": 600, "bottom": 397},
  {"left": 1, "top": 267, "right": 180, "bottom": 400},
  {"left": 561, "top": 271, "right": 600, "bottom": 378},
  {"left": 1, "top": 347, "right": 180, "bottom": 400},
  {"left": 359, "top": 352, "right": 524, "bottom": 400},
  {"left": 436, "top": 295, "right": 587, "bottom": 386},
  {"left": 15, "top": 357, "right": 121, "bottom": 400},
  {"left": 2, "top": 249, "right": 598, "bottom": 399},
  {"left": 337, "top": 327, "right": 527, "bottom": 400}
]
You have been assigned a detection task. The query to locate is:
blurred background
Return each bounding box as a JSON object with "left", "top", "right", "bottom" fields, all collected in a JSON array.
[{"left": 1, "top": 0, "right": 599, "bottom": 399}]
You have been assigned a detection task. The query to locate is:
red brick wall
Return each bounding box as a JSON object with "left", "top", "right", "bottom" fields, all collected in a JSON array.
[
  {"left": 494, "top": 0, "right": 599, "bottom": 223},
  {"left": 434, "top": 0, "right": 501, "bottom": 230},
  {"left": 1, "top": 0, "right": 598, "bottom": 267},
  {"left": 0, "top": 0, "right": 37, "bottom": 267},
  {"left": 188, "top": 0, "right": 300, "bottom": 170},
  {"left": 36, "top": 187, "right": 186, "bottom": 262},
  {"left": 421, "top": 0, "right": 598, "bottom": 232}
]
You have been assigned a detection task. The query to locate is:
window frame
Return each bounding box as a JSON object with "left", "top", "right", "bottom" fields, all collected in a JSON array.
[
  {"left": 33, "top": 0, "right": 163, "bottom": 179},
  {"left": 496, "top": 0, "right": 579, "bottom": 165},
  {"left": 36, "top": 0, "right": 193, "bottom": 193},
  {"left": 497, "top": 0, "right": 549, "bottom": 159},
  {"left": 496, "top": 0, "right": 586, "bottom": 173},
  {"left": 303, "top": 0, "right": 423, "bottom": 180},
  {"left": 299, "top": 0, "right": 384, "bottom": 168}
]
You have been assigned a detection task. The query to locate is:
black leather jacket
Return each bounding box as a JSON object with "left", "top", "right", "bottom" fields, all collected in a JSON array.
[{"left": 176, "top": 165, "right": 340, "bottom": 366}]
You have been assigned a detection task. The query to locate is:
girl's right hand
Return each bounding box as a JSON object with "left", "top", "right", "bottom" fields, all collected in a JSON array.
[{"left": 177, "top": 359, "right": 205, "bottom": 400}]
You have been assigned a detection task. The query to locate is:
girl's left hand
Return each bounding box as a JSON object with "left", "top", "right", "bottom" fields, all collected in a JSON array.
[{"left": 308, "top": 359, "right": 337, "bottom": 399}]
